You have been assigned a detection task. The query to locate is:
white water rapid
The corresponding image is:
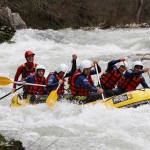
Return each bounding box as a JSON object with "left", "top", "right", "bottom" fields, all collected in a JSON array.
[{"left": 0, "top": 28, "right": 150, "bottom": 150}]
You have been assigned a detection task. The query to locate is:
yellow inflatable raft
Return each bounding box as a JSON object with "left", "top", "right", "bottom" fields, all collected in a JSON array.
[
  {"left": 11, "top": 94, "right": 30, "bottom": 107},
  {"left": 87, "top": 88, "right": 150, "bottom": 108},
  {"left": 10, "top": 94, "right": 46, "bottom": 107},
  {"left": 10, "top": 88, "right": 150, "bottom": 108}
]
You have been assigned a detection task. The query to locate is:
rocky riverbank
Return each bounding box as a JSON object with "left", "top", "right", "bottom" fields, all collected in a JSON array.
[
  {"left": 0, "top": 0, "right": 150, "bottom": 43},
  {"left": 80, "top": 22, "right": 150, "bottom": 30},
  {"left": 1, "top": 0, "right": 150, "bottom": 30}
]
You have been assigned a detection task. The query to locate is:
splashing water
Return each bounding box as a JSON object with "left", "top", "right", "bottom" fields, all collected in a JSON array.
[{"left": 0, "top": 28, "right": 150, "bottom": 150}]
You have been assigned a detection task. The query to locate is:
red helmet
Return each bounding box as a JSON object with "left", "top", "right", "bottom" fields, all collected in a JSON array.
[{"left": 25, "top": 50, "right": 35, "bottom": 58}]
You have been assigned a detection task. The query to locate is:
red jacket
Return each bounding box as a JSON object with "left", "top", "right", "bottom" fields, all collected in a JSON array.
[{"left": 13, "top": 62, "right": 37, "bottom": 88}]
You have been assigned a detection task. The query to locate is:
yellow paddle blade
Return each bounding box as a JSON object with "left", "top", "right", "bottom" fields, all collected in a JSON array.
[
  {"left": 46, "top": 90, "right": 58, "bottom": 107},
  {"left": 0, "top": 76, "right": 13, "bottom": 85}
]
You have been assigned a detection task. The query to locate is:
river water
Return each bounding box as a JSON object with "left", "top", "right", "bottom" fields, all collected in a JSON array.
[{"left": 0, "top": 28, "right": 150, "bottom": 150}]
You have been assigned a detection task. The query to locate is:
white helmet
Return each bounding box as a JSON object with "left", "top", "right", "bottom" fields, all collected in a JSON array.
[
  {"left": 35, "top": 65, "right": 45, "bottom": 74},
  {"left": 80, "top": 59, "right": 92, "bottom": 72},
  {"left": 117, "top": 61, "right": 128, "bottom": 69},
  {"left": 132, "top": 61, "right": 143, "bottom": 70},
  {"left": 57, "top": 64, "right": 69, "bottom": 73}
]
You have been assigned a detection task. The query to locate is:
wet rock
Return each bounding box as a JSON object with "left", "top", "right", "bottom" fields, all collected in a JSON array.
[
  {"left": 0, "top": 6, "right": 27, "bottom": 30},
  {"left": 0, "top": 7, "right": 13, "bottom": 27},
  {"left": 114, "top": 23, "right": 150, "bottom": 29},
  {"left": 0, "top": 26, "right": 15, "bottom": 43},
  {"left": 0, "top": 6, "right": 27, "bottom": 43},
  {"left": 0, "top": 134, "right": 6, "bottom": 142},
  {"left": 80, "top": 22, "right": 150, "bottom": 31},
  {"left": 11, "top": 13, "right": 27, "bottom": 30},
  {"left": 0, "top": 134, "right": 25, "bottom": 150}
]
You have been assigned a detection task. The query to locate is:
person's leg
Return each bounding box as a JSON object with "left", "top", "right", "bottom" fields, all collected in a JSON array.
[
  {"left": 83, "top": 93, "right": 103, "bottom": 104},
  {"left": 104, "top": 90, "right": 115, "bottom": 98},
  {"left": 113, "top": 88, "right": 124, "bottom": 96},
  {"left": 23, "top": 86, "right": 27, "bottom": 99}
]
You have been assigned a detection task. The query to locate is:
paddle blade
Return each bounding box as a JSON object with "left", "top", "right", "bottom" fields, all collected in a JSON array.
[
  {"left": 0, "top": 76, "right": 13, "bottom": 85},
  {"left": 46, "top": 90, "right": 58, "bottom": 107}
]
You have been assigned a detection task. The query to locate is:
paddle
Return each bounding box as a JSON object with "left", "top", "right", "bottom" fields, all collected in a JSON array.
[
  {"left": 46, "top": 64, "right": 71, "bottom": 107},
  {"left": 0, "top": 86, "right": 23, "bottom": 100},
  {"left": 0, "top": 76, "right": 46, "bottom": 87},
  {"left": 95, "top": 64, "right": 105, "bottom": 100}
]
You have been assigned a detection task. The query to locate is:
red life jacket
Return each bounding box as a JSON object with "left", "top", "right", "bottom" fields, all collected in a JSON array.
[
  {"left": 100, "top": 68, "right": 122, "bottom": 89},
  {"left": 71, "top": 70, "right": 93, "bottom": 96},
  {"left": 46, "top": 72, "right": 65, "bottom": 94},
  {"left": 118, "top": 74, "right": 141, "bottom": 92},
  {"left": 22, "top": 63, "right": 37, "bottom": 79},
  {"left": 26, "top": 75, "right": 46, "bottom": 95},
  {"left": 68, "top": 76, "right": 72, "bottom": 85}
]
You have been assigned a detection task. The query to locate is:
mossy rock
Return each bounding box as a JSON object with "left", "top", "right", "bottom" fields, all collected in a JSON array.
[
  {"left": 0, "top": 134, "right": 25, "bottom": 150},
  {"left": 0, "top": 134, "right": 6, "bottom": 142},
  {"left": 0, "top": 26, "right": 15, "bottom": 43}
]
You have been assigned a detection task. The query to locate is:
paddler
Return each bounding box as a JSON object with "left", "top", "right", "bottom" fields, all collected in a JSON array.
[
  {"left": 114, "top": 61, "right": 149, "bottom": 95},
  {"left": 11, "top": 50, "right": 38, "bottom": 93},
  {"left": 22, "top": 64, "right": 47, "bottom": 103},
  {"left": 45, "top": 54, "right": 77, "bottom": 95},
  {"left": 100, "top": 58, "right": 128, "bottom": 97},
  {"left": 70, "top": 59, "right": 103, "bottom": 103},
  {"left": 100, "top": 58, "right": 127, "bottom": 90}
]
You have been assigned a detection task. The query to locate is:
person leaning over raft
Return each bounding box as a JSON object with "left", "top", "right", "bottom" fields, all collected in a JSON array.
[
  {"left": 11, "top": 50, "right": 38, "bottom": 93},
  {"left": 70, "top": 59, "right": 103, "bottom": 104},
  {"left": 45, "top": 54, "right": 77, "bottom": 95},
  {"left": 114, "top": 61, "right": 149, "bottom": 95},
  {"left": 100, "top": 58, "right": 128, "bottom": 97},
  {"left": 22, "top": 65, "right": 47, "bottom": 103},
  {"left": 100, "top": 58, "right": 127, "bottom": 90}
]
